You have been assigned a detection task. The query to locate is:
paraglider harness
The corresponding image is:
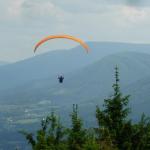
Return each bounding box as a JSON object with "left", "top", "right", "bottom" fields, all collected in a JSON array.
[{"left": 58, "top": 76, "right": 64, "bottom": 83}]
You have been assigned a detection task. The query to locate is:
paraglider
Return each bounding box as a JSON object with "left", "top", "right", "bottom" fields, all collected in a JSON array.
[
  {"left": 34, "top": 35, "right": 90, "bottom": 53},
  {"left": 34, "top": 34, "right": 90, "bottom": 83},
  {"left": 58, "top": 75, "right": 64, "bottom": 83}
]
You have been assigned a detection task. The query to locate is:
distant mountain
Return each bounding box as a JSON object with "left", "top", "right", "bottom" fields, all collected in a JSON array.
[
  {"left": 1, "top": 52, "right": 150, "bottom": 114},
  {"left": 1, "top": 43, "right": 150, "bottom": 149},
  {"left": 124, "top": 76, "right": 150, "bottom": 121},
  {"left": 0, "top": 61, "right": 9, "bottom": 66},
  {"left": 0, "top": 42, "right": 150, "bottom": 90},
  {"left": 1, "top": 51, "right": 150, "bottom": 150}
]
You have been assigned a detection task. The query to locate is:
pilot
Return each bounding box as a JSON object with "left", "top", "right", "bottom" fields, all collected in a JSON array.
[{"left": 58, "top": 75, "right": 64, "bottom": 83}]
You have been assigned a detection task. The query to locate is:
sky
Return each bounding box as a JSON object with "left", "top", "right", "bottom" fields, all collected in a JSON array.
[{"left": 1, "top": 0, "right": 150, "bottom": 62}]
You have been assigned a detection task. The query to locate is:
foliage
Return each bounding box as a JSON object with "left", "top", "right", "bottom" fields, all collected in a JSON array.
[
  {"left": 96, "top": 66, "right": 130, "bottom": 149},
  {"left": 21, "top": 112, "right": 67, "bottom": 150},
  {"left": 67, "top": 104, "right": 87, "bottom": 150}
]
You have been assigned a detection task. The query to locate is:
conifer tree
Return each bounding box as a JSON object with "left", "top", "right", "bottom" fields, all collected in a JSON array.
[
  {"left": 83, "top": 129, "right": 99, "bottom": 150},
  {"left": 131, "top": 113, "right": 150, "bottom": 150},
  {"left": 68, "top": 104, "right": 86, "bottom": 150},
  {"left": 21, "top": 112, "right": 66, "bottom": 150},
  {"left": 96, "top": 66, "right": 130, "bottom": 149}
]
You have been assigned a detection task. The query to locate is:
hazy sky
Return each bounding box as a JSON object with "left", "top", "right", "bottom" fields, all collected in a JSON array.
[{"left": 1, "top": 0, "right": 150, "bottom": 62}]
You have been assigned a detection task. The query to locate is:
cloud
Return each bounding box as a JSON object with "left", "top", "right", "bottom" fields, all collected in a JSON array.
[
  {"left": 126, "top": 0, "right": 141, "bottom": 6},
  {"left": 1, "top": 0, "right": 68, "bottom": 23},
  {"left": 7, "top": 0, "right": 25, "bottom": 18},
  {"left": 1, "top": 0, "right": 150, "bottom": 61},
  {"left": 2, "top": 0, "right": 150, "bottom": 21},
  {"left": 21, "top": 0, "right": 65, "bottom": 20},
  {"left": 121, "top": 6, "right": 147, "bottom": 22},
  {"left": 91, "top": 0, "right": 150, "bottom": 7},
  {"left": 124, "top": 0, "right": 150, "bottom": 7},
  {"left": 111, "top": 0, "right": 150, "bottom": 7}
]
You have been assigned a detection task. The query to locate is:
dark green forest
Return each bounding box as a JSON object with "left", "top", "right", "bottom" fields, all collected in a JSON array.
[{"left": 21, "top": 67, "right": 150, "bottom": 150}]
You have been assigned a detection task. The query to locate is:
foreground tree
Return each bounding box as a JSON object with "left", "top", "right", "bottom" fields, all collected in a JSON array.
[
  {"left": 67, "top": 104, "right": 87, "bottom": 150},
  {"left": 21, "top": 112, "right": 66, "bottom": 150},
  {"left": 96, "top": 66, "right": 131, "bottom": 149},
  {"left": 131, "top": 114, "right": 150, "bottom": 150}
]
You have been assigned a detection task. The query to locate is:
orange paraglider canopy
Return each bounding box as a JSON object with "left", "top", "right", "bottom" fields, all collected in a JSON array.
[{"left": 34, "top": 35, "right": 90, "bottom": 53}]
